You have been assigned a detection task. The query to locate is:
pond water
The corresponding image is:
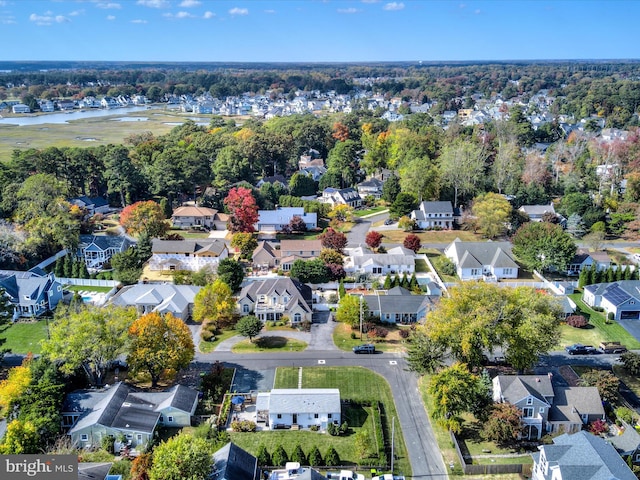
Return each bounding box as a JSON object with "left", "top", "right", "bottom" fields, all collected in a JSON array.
[{"left": 0, "top": 106, "right": 151, "bottom": 126}]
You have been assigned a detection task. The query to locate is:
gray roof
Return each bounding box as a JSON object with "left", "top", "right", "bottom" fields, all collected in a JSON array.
[
  {"left": 352, "top": 254, "right": 415, "bottom": 267},
  {"left": 549, "top": 387, "right": 604, "bottom": 424},
  {"left": 495, "top": 375, "right": 554, "bottom": 404},
  {"left": 79, "top": 234, "right": 132, "bottom": 252},
  {"left": 109, "top": 284, "right": 201, "bottom": 315},
  {"left": 0, "top": 270, "right": 55, "bottom": 307},
  {"left": 534, "top": 431, "right": 636, "bottom": 480},
  {"left": 239, "top": 278, "right": 312, "bottom": 313},
  {"left": 78, "top": 462, "right": 113, "bottom": 480},
  {"left": 252, "top": 241, "right": 279, "bottom": 260},
  {"left": 419, "top": 201, "right": 453, "bottom": 214},
  {"left": 212, "top": 442, "right": 259, "bottom": 480},
  {"left": 583, "top": 280, "right": 640, "bottom": 306},
  {"left": 608, "top": 420, "right": 640, "bottom": 455},
  {"left": 152, "top": 239, "right": 227, "bottom": 256},
  {"left": 520, "top": 204, "right": 556, "bottom": 216},
  {"left": 446, "top": 240, "right": 518, "bottom": 269},
  {"left": 361, "top": 288, "right": 434, "bottom": 315},
  {"left": 266, "top": 389, "right": 341, "bottom": 414}
]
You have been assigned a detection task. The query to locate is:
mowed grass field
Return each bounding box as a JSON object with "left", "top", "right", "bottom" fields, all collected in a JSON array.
[
  {"left": 0, "top": 109, "right": 192, "bottom": 161},
  {"left": 0, "top": 320, "right": 49, "bottom": 354}
]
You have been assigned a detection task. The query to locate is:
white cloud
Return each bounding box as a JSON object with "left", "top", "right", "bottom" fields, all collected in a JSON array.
[
  {"left": 338, "top": 7, "right": 359, "bottom": 14},
  {"left": 29, "top": 13, "right": 71, "bottom": 25},
  {"left": 179, "top": 0, "right": 201, "bottom": 7},
  {"left": 69, "top": 10, "right": 84, "bottom": 17},
  {"left": 106, "top": 14, "right": 116, "bottom": 20},
  {"left": 96, "top": 2, "right": 121, "bottom": 9},
  {"left": 264, "top": 9, "right": 275, "bottom": 14},
  {"left": 1, "top": 15, "right": 16, "bottom": 24},
  {"left": 203, "top": 11, "right": 215, "bottom": 19},
  {"left": 459, "top": 3, "right": 466, "bottom": 8},
  {"left": 361, "top": 0, "right": 379, "bottom": 3},
  {"left": 164, "top": 11, "right": 195, "bottom": 18},
  {"left": 137, "top": 0, "right": 169, "bottom": 8},
  {"left": 474, "top": 9, "right": 481, "bottom": 14},
  {"left": 131, "top": 18, "right": 148, "bottom": 23},
  {"left": 229, "top": 7, "right": 248, "bottom": 16},
  {"left": 383, "top": 2, "right": 404, "bottom": 11}
]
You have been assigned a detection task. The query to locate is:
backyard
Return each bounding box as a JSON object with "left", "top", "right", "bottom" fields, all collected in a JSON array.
[
  {"left": 332, "top": 322, "right": 409, "bottom": 353},
  {"left": 0, "top": 320, "right": 49, "bottom": 354}
]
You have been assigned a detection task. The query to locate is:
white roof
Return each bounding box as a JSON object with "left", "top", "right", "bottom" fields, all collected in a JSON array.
[{"left": 266, "top": 389, "right": 340, "bottom": 414}]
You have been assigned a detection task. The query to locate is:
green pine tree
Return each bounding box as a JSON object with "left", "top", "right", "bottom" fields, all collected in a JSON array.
[
  {"left": 63, "top": 254, "right": 73, "bottom": 278},
  {"left": 54, "top": 257, "right": 64, "bottom": 277},
  {"left": 633, "top": 267, "right": 639, "bottom": 280},
  {"left": 308, "top": 446, "right": 323, "bottom": 466},
  {"left": 256, "top": 445, "right": 271, "bottom": 467},
  {"left": 80, "top": 261, "right": 90, "bottom": 279},
  {"left": 401, "top": 273, "right": 409, "bottom": 288},
  {"left": 606, "top": 266, "right": 615, "bottom": 283},
  {"left": 324, "top": 446, "right": 340, "bottom": 467},
  {"left": 271, "top": 445, "right": 289, "bottom": 467},
  {"left": 338, "top": 279, "right": 346, "bottom": 299},
  {"left": 588, "top": 264, "right": 597, "bottom": 285},
  {"left": 624, "top": 265, "right": 633, "bottom": 280},
  {"left": 410, "top": 273, "right": 418, "bottom": 289},
  {"left": 290, "top": 445, "right": 307, "bottom": 465},
  {"left": 616, "top": 265, "right": 624, "bottom": 281},
  {"left": 578, "top": 268, "right": 588, "bottom": 288},
  {"left": 72, "top": 259, "right": 81, "bottom": 278},
  {"left": 392, "top": 275, "right": 400, "bottom": 287},
  {"left": 383, "top": 274, "right": 392, "bottom": 289}
]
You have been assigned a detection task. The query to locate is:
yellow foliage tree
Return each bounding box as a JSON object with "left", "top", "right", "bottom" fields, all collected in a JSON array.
[
  {"left": 0, "top": 359, "right": 33, "bottom": 418},
  {"left": 192, "top": 279, "right": 235, "bottom": 328}
]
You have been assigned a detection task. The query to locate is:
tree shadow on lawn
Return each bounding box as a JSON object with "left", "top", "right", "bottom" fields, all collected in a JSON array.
[
  {"left": 343, "top": 404, "right": 368, "bottom": 428},
  {"left": 255, "top": 336, "right": 288, "bottom": 348}
]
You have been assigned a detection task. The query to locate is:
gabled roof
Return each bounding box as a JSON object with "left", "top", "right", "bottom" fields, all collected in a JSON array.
[
  {"left": 79, "top": 235, "right": 132, "bottom": 252},
  {"left": 0, "top": 270, "right": 54, "bottom": 306},
  {"left": 549, "top": 386, "right": 604, "bottom": 424},
  {"left": 495, "top": 375, "right": 554, "bottom": 405},
  {"left": 446, "top": 240, "right": 518, "bottom": 269},
  {"left": 419, "top": 201, "right": 453, "bottom": 214},
  {"left": 267, "top": 389, "right": 340, "bottom": 414},
  {"left": 584, "top": 280, "right": 640, "bottom": 306},
  {"left": 252, "top": 241, "right": 279, "bottom": 260},
  {"left": 212, "top": 443, "right": 259, "bottom": 480},
  {"left": 534, "top": 431, "right": 636, "bottom": 480},
  {"left": 239, "top": 278, "right": 312, "bottom": 313},
  {"left": 280, "top": 239, "right": 323, "bottom": 253},
  {"left": 151, "top": 239, "right": 226, "bottom": 256},
  {"left": 519, "top": 204, "right": 555, "bottom": 216},
  {"left": 172, "top": 205, "right": 218, "bottom": 218},
  {"left": 361, "top": 288, "right": 434, "bottom": 315},
  {"left": 109, "top": 284, "right": 201, "bottom": 312}
]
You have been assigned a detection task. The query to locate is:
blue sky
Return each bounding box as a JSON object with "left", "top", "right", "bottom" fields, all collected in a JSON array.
[{"left": 1, "top": 1, "right": 638, "bottom": 62}]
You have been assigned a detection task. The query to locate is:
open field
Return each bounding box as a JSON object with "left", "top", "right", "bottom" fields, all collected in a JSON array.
[
  {"left": 354, "top": 207, "right": 388, "bottom": 217},
  {"left": 274, "top": 366, "right": 410, "bottom": 475},
  {"left": 0, "top": 109, "right": 192, "bottom": 161},
  {"left": 0, "top": 320, "right": 48, "bottom": 354}
]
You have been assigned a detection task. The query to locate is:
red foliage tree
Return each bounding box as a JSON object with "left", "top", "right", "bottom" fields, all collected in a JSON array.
[
  {"left": 319, "top": 227, "right": 348, "bottom": 253},
  {"left": 366, "top": 231, "right": 384, "bottom": 250},
  {"left": 403, "top": 233, "right": 421, "bottom": 253},
  {"left": 332, "top": 122, "right": 350, "bottom": 142},
  {"left": 119, "top": 200, "right": 168, "bottom": 237},
  {"left": 327, "top": 263, "right": 346, "bottom": 281},
  {"left": 589, "top": 418, "right": 609, "bottom": 435},
  {"left": 566, "top": 315, "right": 588, "bottom": 328},
  {"left": 224, "top": 187, "right": 259, "bottom": 233}
]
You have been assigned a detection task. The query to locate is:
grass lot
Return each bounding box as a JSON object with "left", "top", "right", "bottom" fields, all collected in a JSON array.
[
  {"left": 567, "top": 294, "right": 640, "bottom": 349},
  {"left": 415, "top": 259, "right": 429, "bottom": 273},
  {"left": 375, "top": 229, "right": 479, "bottom": 245},
  {"left": 273, "top": 366, "right": 410, "bottom": 475},
  {"left": 65, "top": 285, "right": 113, "bottom": 293},
  {"left": 231, "top": 336, "right": 307, "bottom": 353},
  {"left": 613, "top": 365, "right": 640, "bottom": 398},
  {"left": 0, "top": 108, "right": 182, "bottom": 161},
  {"left": 198, "top": 329, "right": 238, "bottom": 353},
  {"left": 178, "top": 231, "right": 212, "bottom": 239},
  {"left": 332, "top": 322, "right": 408, "bottom": 353},
  {"left": 354, "top": 207, "right": 388, "bottom": 217},
  {"left": 558, "top": 324, "right": 607, "bottom": 348},
  {"left": 276, "top": 232, "right": 321, "bottom": 241},
  {"left": 425, "top": 252, "right": 458, "bottom": 283},
  {"left": 0, "top": 320, "right": 48, "bottom": 354}
]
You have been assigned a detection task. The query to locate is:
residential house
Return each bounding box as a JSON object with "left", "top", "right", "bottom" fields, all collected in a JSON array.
[
  {"left": 256, "top": 175, "right": 288, "bottom": 189},
  {"left": 531, "top": 431, "right": 636, "bottom": 480},
  {"left": 279, "top": 239, "right": 323, "bottom": 272},
  {"left": 493, "top": 375, "right": 605, "bottom": 440},
  {"left": 299, "top": 151, "right": 324, "bottom": 170},
  {"left": 63, "top": 382, "right": 198, "bottom": 450},
  {"left": 608, "top": 420, "right": 640, "bottom": 466},
  {"left": 149, "top": 239, "right": 228, "bottom": 272},
  {"left": 211, "top": 443, "right": 260, "bottom": 480},
  {"left": 410, "top": 201, "right": 454, "bottom": 229},
  {"left": 108, "top": 284, "right": 202, "bottom": 321},
  {"left": 11, "top": 104, "right": 30, "bottom": 114},
  {"left": 255, "top": 207, "right": 317, "bottom": 232},
  {"left": 252, "top": 241, "right": 280, "bottom": 270},
  {"left": 444, "top": 239, "right": 519, "bottom": 281},
  {"left": 344, "top": 246, "right": 415, "bottom": 277},
  {"left": 171, "top": 205, "right": 228, "bottom": 231},
  {"left": 78, "top": 463, "right": 118, "bottom": 480},
  {"left": 256, "top": 389, "right": 341, "bottom": 430},
  {"left": 70, "top": 196, "right": 111, "bottom": 216},
  {"left": 582, "top": 280, "right": 640, "bottom": 320},
  {"left": 237, "top": 278, "right": 313, "bottom": 323},
  {"left": 566, "top": 249, "right": 612, "bottom": 276},
  {"left": 356, "top": 178, "right": 384, "bottom": 200},
  {"left": 300, "top": 165, "right": 327, "bottom": 182},
  {"left": 519, "top": 203, "right": 557, "bottom": 222},
  {"left": 360, "top": 286, "right": 436, "bottom": 324},
  {"left": 78, "top": 234, "right": 133, "bottom": 271},
  {"left": 320, "top": 188, "right": 362, "bottom": 209},
  {"left": 0, "top": 269, "right": 63, "bottom": 319}
]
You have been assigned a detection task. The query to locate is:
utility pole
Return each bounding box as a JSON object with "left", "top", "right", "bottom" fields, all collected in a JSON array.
[
  {"left": 359, "top": 294, "right": 363, "bottom": 340},
  {"left": 391, "top": 416, "right": 395, "bottom": 474}
]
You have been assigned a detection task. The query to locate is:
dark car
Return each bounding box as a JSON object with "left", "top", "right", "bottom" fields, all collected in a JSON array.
[
  {"left": 565, "top": 344, "right": 597, "bottom": 355},
  {"left": 384, "top": 218, "right": 394, "bottom": 225},
  {"left": 353, "top": 344, "right": 376, "bottom": 354}
]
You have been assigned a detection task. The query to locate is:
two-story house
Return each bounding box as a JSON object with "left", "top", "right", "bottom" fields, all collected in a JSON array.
[
  {"left": 344, "top": 246, "right": 415, "bottom": 277},
  {"left": 279, "top": 240, "right": 324, "bottom": 272},
  {"left": 0, "top": 269, "right": 64, "bottom": 319},
  {"left": 493, "top": 374, "right": 605, "bottom": 440},
  {"left": 252, "top": 241, "right": 280, "bottom": 271},
  {"left": 255, "top": 207, "right": 318, "bottom": 232},
  {"left": 320, "top": 188, "right": 362, "bottom": 209},
  {"left": 444, "top": 239, "right": 519, "bottom": 281},
  {"left": 108, "top": 284, "right": 202, "bottom": 321},
  {"left": 410, "top": 201, "right": 454, "bottom": 229},
  {"left": 171, "top": 205, "right": 228, "bottom": 231},
  {"left": 582, "top": 280, "right": 640, "bottom": 321},
  {"left": 531, "top": 431, "right": 636, "bottom": 480},
  {"left": 77, "top": 234, "right": 134, "bottom": 271},
  {"left": 356, "top": 178, "right": 384, "bottom": 200},
  {"left": 149, "top": 239, "right": 228, "bottom": 272},
  {"left": 237, "top": 278, "right": 313, "bottom": 324}
]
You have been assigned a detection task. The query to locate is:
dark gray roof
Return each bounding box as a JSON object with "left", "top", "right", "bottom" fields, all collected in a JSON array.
[
  {"left": 419, "top": 201, "right": 453, "bottom": 214},
  {"left": 584, "top": 280, "right": 640, "bottom": 305},
  {"left": 495, "top": 375, "right": 554, "bottom": 404},
  {"left": 361, "top": 289, "right": 433, "bottom": 315},
  {"left": 446, "top": 240, "right": 518, "bottom": 269},
  {"left": 212, "top": 442, "right": 259, "bottom": 480},
  {"left": 549, "top": 387, "right": 604, "bottom": 424},
  {"left": 239, "top": 278, "right": 312, "bottom": 313},
  {"left": 534, "top": 431, "right": 636, "bottom": 480},
  {"left": 151, "top": 238, "right": 227, "bottom": 256},
  {"left": 80, "top": 234, "right": 132, "bottom": 252},
  {"left": 78, "top": 462, "right": 113, "bottom": 480},
  {"left": 608, "top": 420, "right": 640, "bottom": 454},
  {"left": 0, "top": 270, "right": 54, "bottom": 306}
]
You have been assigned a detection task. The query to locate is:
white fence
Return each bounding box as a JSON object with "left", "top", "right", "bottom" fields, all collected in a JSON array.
[{"left": 58, "top": 278, "right": 120, "bottom": 288}]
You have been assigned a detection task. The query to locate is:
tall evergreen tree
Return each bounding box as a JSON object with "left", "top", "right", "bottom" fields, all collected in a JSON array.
[
  {"left": 338, "top": 279, "right": 346, "bottom": 299},
  {"left": 63, "top": 254, "right": 73, "bottom": 278},
  {"left": 578, "top": 267, "right": 588, "bottom": 288},
  {"left": 401, "top": 273, "right": 409, "bottom": 288},
  {"left": 410, "top": 273, "right": 419, "bottom": 289},
  {"left": 383, "top": 274, "right": 392, "bottom": 289}
]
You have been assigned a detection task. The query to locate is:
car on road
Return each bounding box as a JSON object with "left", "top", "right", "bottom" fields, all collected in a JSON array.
[
  {"left": 384, "top": 218, "right": 394, "bottom": 225},
  {"left": 353, "top": 344, "right": 376, "bottom": 354},
  {"left": 565, "top": 343, "right": 597, "bottom": 355}
]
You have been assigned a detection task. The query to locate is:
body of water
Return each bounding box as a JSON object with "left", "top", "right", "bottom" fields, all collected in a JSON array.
[{"left": 0, "top": 106, "right": 152, "bottom": 126}]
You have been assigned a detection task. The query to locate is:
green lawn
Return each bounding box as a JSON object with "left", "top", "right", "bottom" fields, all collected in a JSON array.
[
  {"left": 415, "top": 259, "right": 429, "bottom": 273},
  {"left": 276, "top": 232, "right": 321, "bottom": 241},
  {"left": 332, "top": 322, "right": 406, "bottom": 353},
  {"left": 568, "top": 294, "right": 640, "bottom": 349},
  {"left": 375, "top": 229, "right": 480, "bottom": 245},
  {"left": 198, "top": 329, "right": 238, "bottom": 353},
  {"left": 558, "top": 324, "right": 607, "bottom": 348},
  {"left": 273, "top": 366, "right": 410, "bottom": 475},
  {"left": 231, "top": 336, "right": 307, "bottom": 353},
  {"left": 65, "top": 285, "right": 113, "bottom": 293},
  {"left": 354, "top": 207, "right": 388, "bottom": 217},
  {"left": 0, "top": 320, "right": 49, "bottom": 354}
]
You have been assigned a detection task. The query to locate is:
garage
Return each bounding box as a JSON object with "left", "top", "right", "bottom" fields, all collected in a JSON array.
[{"left": 620, "top": 311, "right": 640, "bottom": 320}]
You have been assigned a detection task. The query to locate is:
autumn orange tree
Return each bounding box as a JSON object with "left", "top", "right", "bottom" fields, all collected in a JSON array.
[
  {"left": 119, "top": 200, "right": 169, "bottom": 237},
  {"left": 127, "top": 312, "right": 194, "bottom": 387},
  {"left": 223, "top": 186, "right": 259, "bottom": 233}
]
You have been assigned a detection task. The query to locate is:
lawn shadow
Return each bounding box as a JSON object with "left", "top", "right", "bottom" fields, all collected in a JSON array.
[
  {"left": 255, "top": 336, "right": 288, "bottom": 349},
  {"left": 343, "top": 404, "right": 368, "bottom": 428}
]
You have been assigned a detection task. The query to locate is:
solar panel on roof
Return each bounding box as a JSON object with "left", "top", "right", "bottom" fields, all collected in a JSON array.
[{"left": 606, "top": 284, "right": 631, "bottom": 304}]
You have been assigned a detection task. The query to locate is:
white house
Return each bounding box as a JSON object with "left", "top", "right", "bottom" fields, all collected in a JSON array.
[
  {"left": 108, "top": 283, "right": 202, "bottom": 321},
  {"left": 171, "top": 205, "right": 228, "bottom": 231},
  {"left": 344, "top": 246, "right": 415, "bottom": 277},
  {"left": 236, "top": 278, "right": 313, "bottom": 323},
  {"left": 410, "top": 201, "right": 454, "bottom": 229},
  {"left": 582, "top": 280, "right": 640, "bottom": 321},
  {"left": 255, "top": 207, "right": 317, "bottom": 232},
  {"left": 444, "top": 239, "right": 519, "bottom": 281},
  {"left": 149, "top": 239, "right": 228, "bottom": 272},
  {"left": 320, "top": 188, "right": 362, "bottom": 209},
  {"left": 11, "top": 104, "right": 30, "bottom": 114},
  {"left": 77, "top": 234, "right": 133, "bottom": 270},
  {"left": 255, "top": 389, "right": 341, "bottom": 430}
]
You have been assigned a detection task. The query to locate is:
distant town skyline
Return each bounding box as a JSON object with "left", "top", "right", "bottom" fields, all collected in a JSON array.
[{"left": 1, "top": 1, "right": 638, "bottom": 63}]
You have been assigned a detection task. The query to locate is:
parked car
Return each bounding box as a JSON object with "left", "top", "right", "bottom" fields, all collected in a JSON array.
[
  {"left": 565, "top": 344, "right": 597, "bottom": 355},
  {"left": 353, "top": 344, "right": 376, "bottom": 354},
  {"left": 384, "top": 218, "right": 394, "bottom": 225},
  {"left": 599, "top": 341, "right": 628, "bottom": 354}
]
